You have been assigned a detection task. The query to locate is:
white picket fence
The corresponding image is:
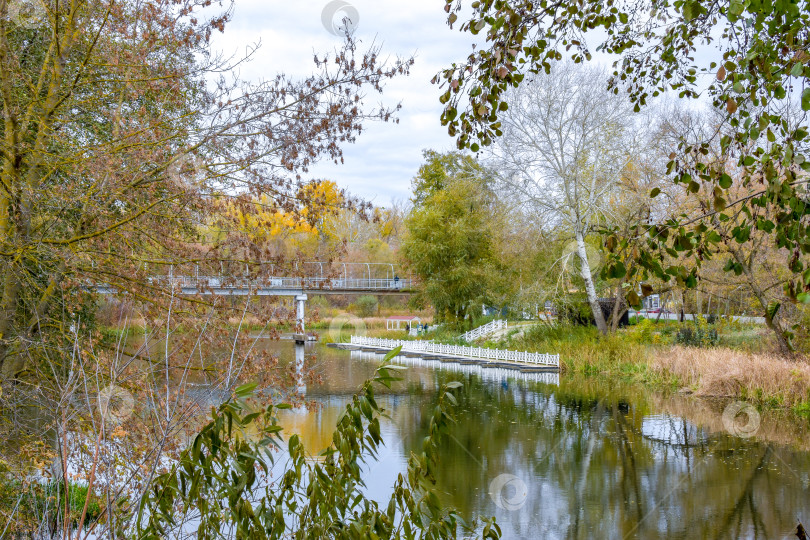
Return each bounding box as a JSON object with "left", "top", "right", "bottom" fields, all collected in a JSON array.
[
  {"left": 462, "top": 319, "right": 507, "bottom": 342},
  {"left": 350, "top": 349, "right": 560, "bottom": 386},
  {"left": 349, "top": 335, "right": 559, "bottom": 368}
]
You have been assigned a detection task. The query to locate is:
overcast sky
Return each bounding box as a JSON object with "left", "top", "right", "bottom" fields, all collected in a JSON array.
[{"left": 210, "top": 0, "right": 480, "bottom": 207}]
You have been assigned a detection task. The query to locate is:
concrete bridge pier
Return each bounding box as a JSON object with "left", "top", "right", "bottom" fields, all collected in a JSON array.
[{"left": 293, "top": 294, "right": 307, "bottom": 344}]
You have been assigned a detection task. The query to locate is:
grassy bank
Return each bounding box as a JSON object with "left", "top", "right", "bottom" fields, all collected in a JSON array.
[
  {"left": 104, "top": 310, "right": 810, "bottom": 411},
  {"left": 0, "top": 480, "right": 102, "bottom": 536},
  {"left": 499, "top": 321, "right": 810, "bottom": 411},
  {"left": 319, "top": 313, "right": 810, "bottom": 411}
]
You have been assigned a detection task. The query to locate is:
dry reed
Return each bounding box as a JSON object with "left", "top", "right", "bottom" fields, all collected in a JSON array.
[{"left": 652, "top": 346, "right": 810, "bottom": 406}]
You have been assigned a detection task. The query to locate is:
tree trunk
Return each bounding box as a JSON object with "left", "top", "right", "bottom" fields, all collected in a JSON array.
[
  {"left": 730, "top": 247, "right": 793, "bottom": 356},
  {"left": 609, "top": 275, "right": 628, "bottom": 332},
  {"left": 0, "top": 269, "right": 22, "bottom": 378},
  {"left": 576, "top": 231, "right": 608, "bottom": 335}
]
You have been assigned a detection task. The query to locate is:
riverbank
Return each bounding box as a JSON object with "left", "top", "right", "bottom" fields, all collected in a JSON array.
[
  {"left": 354, "top": 318, "right": 810, "bottom": 412},
  {"left": 488, "top": 321, "right": 810, "bottom": 412},
  {"left": 101, "top": 313, "right": 810, "bottom": 412}
]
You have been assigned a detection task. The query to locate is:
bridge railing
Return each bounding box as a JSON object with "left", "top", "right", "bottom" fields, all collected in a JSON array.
[
  {"left": 148, "top": 275, "right": 414, "bottom": 291},
  {"left": 462, "top": 319, "right": 507, "bottom": 342},
  {"left": 350, "top": 336, "right": 559, "bottom": 367}
]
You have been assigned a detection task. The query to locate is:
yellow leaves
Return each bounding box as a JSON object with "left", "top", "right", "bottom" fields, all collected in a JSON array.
[
  {"left": 377, "top": 210, "right": 396, "bottom": 239},
  {"left": 223, "top": 181, "right": 345, "bottom": 247},
  {"left": 225, "top": 195, "right": 313, "bottom": 243},
  {"left": 299, "top": 180, "right": 344, "bottom": 224}
]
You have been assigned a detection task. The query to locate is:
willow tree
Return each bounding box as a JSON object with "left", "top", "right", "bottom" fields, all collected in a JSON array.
[{"left": 402, "top": 153, "right": 503, "bottom": 324}]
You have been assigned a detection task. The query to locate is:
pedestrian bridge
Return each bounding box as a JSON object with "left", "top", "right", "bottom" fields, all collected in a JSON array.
[
  {"left": 94, "top": 261, "right": 415, "bottom": 297},
  {"left": 141, "top": 275, "right": 414, "bottom": 296},
  {"left": 93, "top": 262, "right": 414, "bottom": 339},
  {"left": 461, "top": 319, "right": 507, "bottom": 342}
]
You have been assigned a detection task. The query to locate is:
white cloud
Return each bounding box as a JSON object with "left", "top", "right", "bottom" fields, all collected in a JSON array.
[{"left": 210, "top": 0, "right": 477, "bottom": 206}]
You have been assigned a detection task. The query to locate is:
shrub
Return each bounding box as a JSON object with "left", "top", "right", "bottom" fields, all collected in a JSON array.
[
  {"left": 675, "top": 316, "right": 719, "bottom": 347},
  {"left": 627, "top": 318, "right": 655, "bottom": 344},
  {"left": 557, "top": 300, "right": 595, "bottom": 326},
  {"left": 0, "top": 480, "right": 102, "bottom": 536},
  {"left": 355, "top": 295, "right": 378, "bottom": 318}
]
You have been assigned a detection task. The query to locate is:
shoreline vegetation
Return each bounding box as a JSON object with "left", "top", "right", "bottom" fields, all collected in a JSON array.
[
  {"left": 501, "top": 321, "right": 810, "bottom": 411},
  {"left": 101, "top": 312, "right": 810, "bottom": 412},
  {"left": 293, "top": 313, "right": 810, "bottom": 414}
]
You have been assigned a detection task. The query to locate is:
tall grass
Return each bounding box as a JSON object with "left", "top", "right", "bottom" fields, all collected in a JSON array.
[
  {"left": 511, "top": 324, "right": 654, "bottom": 381},
  {"left": 504, "top": 322, "right": 810, "bottom": 409},
  {"left": 653, "top": 346, "right": 810, "bottom": 407}
]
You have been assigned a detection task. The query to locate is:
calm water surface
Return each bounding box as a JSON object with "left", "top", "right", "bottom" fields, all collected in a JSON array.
[{"left": 265, "top": 341, "right": 810, "bottom": 539}]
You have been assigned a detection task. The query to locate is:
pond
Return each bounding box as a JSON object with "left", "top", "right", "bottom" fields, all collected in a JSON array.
[{"left": 265, "top": 340, "right": 810, "bottom": 539}]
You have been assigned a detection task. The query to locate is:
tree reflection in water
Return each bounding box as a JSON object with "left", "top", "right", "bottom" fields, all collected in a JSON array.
[
  {"left": 397, "top": 373, "right": 810, "bottom": 539},
  {"left": 267, "top": 343, "right": 810, "bottom": 539}
]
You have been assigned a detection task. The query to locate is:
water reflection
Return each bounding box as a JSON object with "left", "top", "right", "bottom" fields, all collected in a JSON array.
[
  {"left": 295, "top": 342, "right": 306, "bottom": 396},
  {"left": 268, "top": 342, "right": 810, "bottom": 539}
]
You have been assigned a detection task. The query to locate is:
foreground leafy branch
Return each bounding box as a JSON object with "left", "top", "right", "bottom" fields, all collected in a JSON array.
[
  {"left": 136, "top": 347, "right": 501, "bottom": 539},
  {"left": 438, "top": 0, "right": 810, "bottom": 352}
]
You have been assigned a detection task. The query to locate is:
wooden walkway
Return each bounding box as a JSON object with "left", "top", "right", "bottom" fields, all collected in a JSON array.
[
  {"left": 347, "top": 348, "right": 560, "bottom": 385},
  {"left": 333, "top": 336, "right": 559, "bottom": 372}
]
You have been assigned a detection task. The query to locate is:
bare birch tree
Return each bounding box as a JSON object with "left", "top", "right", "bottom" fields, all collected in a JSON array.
[{"left": 489, "top": 62, "right": 634, "bottom": 334}]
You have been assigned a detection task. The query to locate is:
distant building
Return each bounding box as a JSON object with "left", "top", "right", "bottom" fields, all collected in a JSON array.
[
  {"left": 642, "top": 294, "right": 661, "bottom": 311},
  {"left": 596, "top": 297, "right": 630, "bottom": 327},
  {"left": 386, "top": 315, "right": 421, "bottom": 331}
]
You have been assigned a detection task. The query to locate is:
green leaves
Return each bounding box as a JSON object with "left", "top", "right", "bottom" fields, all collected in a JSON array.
[
  {"left": 605, "top": 261, "right": 627, "bottom": 279},
  {"left": 137, "top": 364, "right": 492, "bottom": 539},
  {"left": 731, "top": 225, "right": 751, "bottom": 243},
  {"left": 626, "top": 290, "right": 642, "bottom": 309},
  {"left": 766, "top": 301, "right": 781, "bottom": 321},
  {"left": 234, "top": 382, "right": 257, "bottom": 398},
  {"left": 803, "top": 88, "right": 810, "bottom": 111},
  {"left": 756, "top": 219, "right": 775, "bottom": 233},
  {"left": 727, "top": 0, "right": 745, "bottom": 20},
  {"left": 723, "top": 258, "right": 744, "bottom": 276}
]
